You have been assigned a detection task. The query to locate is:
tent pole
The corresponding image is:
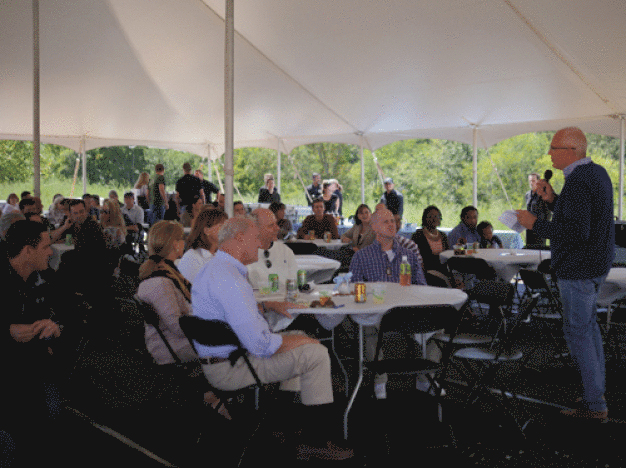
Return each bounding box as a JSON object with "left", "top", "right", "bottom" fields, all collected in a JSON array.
[
  {"left": 81, "top": 137, "right": 87, "bottom": 194},
  {"left": 359, "top": 134, "right": 365, "bottom": 203},
  {"left": 277, "top": 138, "right": 281, "bottom": 195},
  {"left": 472, "top": 127, "right": 478, "bottom": 208},
  {"left": 32, "top": 0, "right": 41, "bottom": 198},
  {"left": 224, "top": 0, "right": 234, "bottom": 218},
  {"left": 617, "top": 115, "right": 626, "bottom": 220}
]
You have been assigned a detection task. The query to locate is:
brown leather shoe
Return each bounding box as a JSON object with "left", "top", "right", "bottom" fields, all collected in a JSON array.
[
  {"left": 560, "top": 407, "right": 608, "bottom": 420},
  {"left": 296, "top": 441, "right": 354, "bottom": 461}
]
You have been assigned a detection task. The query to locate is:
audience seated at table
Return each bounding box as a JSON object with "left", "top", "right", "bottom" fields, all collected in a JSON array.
[
  {"left": 341, "top": 204, "right": 375, "bottom": 252},
  {"left": 136, "top": 220, "right": 226, "bottom": 417},
  {"left": 411, "top": 205, "right": 450, "bottom": 274},
  {"left": 2, "top": 193, "right": 19, "bottom": 216},
  {"left": 101, "top": 198, "right": 127, "bottom": 249},
  {"left": 178, "top": 207, "right": 228, "bottom": 283},
  {"left": 448, "top": 205, "right": 480, "bottom": 246},
  {"left": 477, "top": 221, "right": 503, "bottom": 249},
  {"left": 296, "top": 198, "right": 339, "bottom": 240},
  {"left": 269, "top": 201, "right": 292, "bottom": 239},
  {"left": 1, "top": 221, "right": 65, "bottom": 463},
  {"left": 47, "top": 195, "right": 66, "bottom": 225},
  {"left": 247, "top": 208, "right": 298, "bottom": 289},
  {"left": 350, "top": 208, "right": 426, "bottom": 285}
]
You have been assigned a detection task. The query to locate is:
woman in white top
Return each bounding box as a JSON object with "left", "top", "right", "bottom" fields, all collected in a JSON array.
[
  {"left": 178, "top": 207, "right": 228, "bottom": 283},
  {"left": 341, "top": 204, "right": 375, "bottom": 252},
  {"left": 2, "top": 193, "right": 19, "bottom": 216}
]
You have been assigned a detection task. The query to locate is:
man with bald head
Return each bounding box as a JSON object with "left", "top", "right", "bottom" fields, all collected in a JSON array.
[
  {"left": 192, "top": 216, "right": 352, "bottom": 459},
  {"left": 350, "top": 208, "right": 425, "bottom": 285},
  {"left": 517, "top": 127, "right": 614, "bottom": 421}
]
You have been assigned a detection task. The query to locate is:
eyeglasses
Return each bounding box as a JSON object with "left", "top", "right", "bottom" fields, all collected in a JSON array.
[
  {"left": 264, "top": 249, "right": 272, "bottom": 268},
  {"left": 550, "top": 146, "right": 576, "bottom": 151}
]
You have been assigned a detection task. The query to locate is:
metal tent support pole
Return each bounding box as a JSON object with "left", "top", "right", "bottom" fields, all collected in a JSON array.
[
  {"left": 33, "top": 0, "right": 41, "bottom": 197},
  {"left": 224, "top": 0, "right": 234, "bottom": 218},
  {"left": 472, "top": 127, "right": 478, "bottom": 208},
  {"left": 359, "top": 134, "right": 365, "bottom": 203},
  {"left": 277, "top": 138, "right": 282, "bottom": 195},
  {"left": 618, "top": 115, "right": 626, "bottom": 220},
  {"left": 81, "top": 137, "right": 87, "bottom": 194}
]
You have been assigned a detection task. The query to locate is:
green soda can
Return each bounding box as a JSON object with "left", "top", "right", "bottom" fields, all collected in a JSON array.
[
  {"left": 65, "top": 234, "right": 73, "bottom": 246},
  {"left": 297, "top": 269, "right": 307, "bottom": 287},
  {"left": 269, "top": 273, "right": 279, "bottom": 292}
]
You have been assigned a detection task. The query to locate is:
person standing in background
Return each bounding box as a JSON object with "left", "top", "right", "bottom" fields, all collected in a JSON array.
[
  {"left": 525, "top": 172, "right": 551, "bottom": 247},
  {"left": 380, "top": 178, "right": 404, "bottom": 218},
  {"left": 306, "top": 173, "right": 322, "bottom": 206},
  {"left": 150, "top": 164, "right": 167, "bottom": 225}
]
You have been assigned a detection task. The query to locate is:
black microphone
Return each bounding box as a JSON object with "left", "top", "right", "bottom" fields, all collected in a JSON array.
[{"left": 543, "top": 169, "right": 553, "bottom": 183}]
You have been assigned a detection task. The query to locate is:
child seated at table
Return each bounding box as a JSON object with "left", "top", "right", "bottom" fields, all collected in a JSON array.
[{"left": 477, "top": 221, "right": 503, "bottom": 249}]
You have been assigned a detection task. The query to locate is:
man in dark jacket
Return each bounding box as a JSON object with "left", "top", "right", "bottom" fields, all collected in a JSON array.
[{"left": 517, "top": 127, "right": 614, "bottom": 421}]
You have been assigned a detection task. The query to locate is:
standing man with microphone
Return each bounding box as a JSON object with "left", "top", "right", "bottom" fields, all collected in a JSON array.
[
  {"left": 525, "top": 171, "right": 552, "bottom": 247},
  {"left": 516, "top": 127, "right": 614, "bottom": 421}
]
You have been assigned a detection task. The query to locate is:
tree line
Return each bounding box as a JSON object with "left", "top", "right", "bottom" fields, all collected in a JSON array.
[{"left": 1, "top": 132, "right": 623, "bottom": 219}]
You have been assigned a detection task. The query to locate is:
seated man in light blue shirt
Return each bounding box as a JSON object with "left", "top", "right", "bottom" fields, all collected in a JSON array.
[
  {"left": 447, "top": 205, "right": 481, "bottom": 246},
  {"left": 192, "top": 217, "right": 352, "bottom": 460}
]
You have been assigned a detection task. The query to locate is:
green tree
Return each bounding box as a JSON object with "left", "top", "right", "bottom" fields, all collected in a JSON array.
[{"left": 0, "top": 140, "right": 33, "bottom": 182}]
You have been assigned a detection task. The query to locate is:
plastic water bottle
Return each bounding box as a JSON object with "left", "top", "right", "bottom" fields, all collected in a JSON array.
[{"left": 399, "top": 255, "right": 411, "bottom": 286}]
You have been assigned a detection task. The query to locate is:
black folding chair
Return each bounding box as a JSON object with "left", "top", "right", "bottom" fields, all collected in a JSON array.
[
  {"left": 452, "top": 295, "right": 540, "bottom": 437},
  {"left": 518, "top": 268, "right": 568, "bottom": 366},
  {"left": 365, "top": 305, "right": 460, "bottom": 424},
  {"left": 179, "top": 315, "right": 263, "bottom": 410},
  {"left": 445, "top": 256, "right": 498, "bottom": 315}
]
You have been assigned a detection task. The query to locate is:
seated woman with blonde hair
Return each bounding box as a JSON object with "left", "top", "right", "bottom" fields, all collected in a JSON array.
[
  {"left": 178, "top": 207, "right": 228, "bottom": 283},
  {"left": 137, "top": 220, "right": 228, "bottom": 418},
  {"left": 100, "top": 198, "right": 127, "bottom": 249}
]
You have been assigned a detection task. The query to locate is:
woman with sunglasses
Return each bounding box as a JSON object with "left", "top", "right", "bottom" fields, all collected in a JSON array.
[{"left": 178, "top": 207, "right": 228, "bottom": 283}]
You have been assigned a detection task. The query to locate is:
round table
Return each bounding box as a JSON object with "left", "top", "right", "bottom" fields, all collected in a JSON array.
[
  {"left": 286, "top": 283, "right": 467, "bottom": 439},
  {"left": 440, "top": 248, "right": 551, "bottom": 282},
  {"left": 288, "top": 239, "right": 349, "bottom": 251},
  {"left": 598, "top": 267, "right": 626, "bottom": 307},
  {"left": 294, "top": 255, "right": 340, "bottom": 285}
]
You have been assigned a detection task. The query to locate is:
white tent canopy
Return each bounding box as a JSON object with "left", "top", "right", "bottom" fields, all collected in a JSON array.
[{"left": 1, "top": 0, "right": 625, "bottom": 156}]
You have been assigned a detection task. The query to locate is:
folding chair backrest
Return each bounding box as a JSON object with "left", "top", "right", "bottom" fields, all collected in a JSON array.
[
  {"left": 537, "top": 259, "right": 553, "bottom": 275},
  {"left": 179, "top": 315, "right": 262, "bottom": 381},
  {"left": 179, "top": 315, "right": 243, "bottom": 349},
  {"left": 446, "top": 256, "right": 497, "bottom": 280},
  {"left": 519, "top": 268, "right": 549, "bottom": 292},
  {"left": 469, "top": 280, "right": 515, "bottom": 310},
  {"left": 425, "top": 270, "right": 452, "bottom": 288},
  {"left": 374, "top": 305, "right": 459, "bottom": 362}
]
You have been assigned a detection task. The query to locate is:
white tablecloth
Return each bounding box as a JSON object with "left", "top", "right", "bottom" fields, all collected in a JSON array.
[
  {"left": 288, "top": 239, "right": 349, "bottom": 251},
  {"left": 294, "top": 254, "right": 340, "bottom": 284},
  {"left": 289, "top": 283, "right": 467, "bottom": 330},
  {"left": 598, "top": 268, "right": 626, "bottom": 307},
  {"left": 440, "top": 249, "right": 551, "bottom": 282}
]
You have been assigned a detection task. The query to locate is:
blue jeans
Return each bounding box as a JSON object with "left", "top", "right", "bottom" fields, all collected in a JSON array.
[
  {"left": 149, "top": 204, "right": 165, "bottom": 225},
  {"left": 557, "top": 275, "right": 607, "bottom": 412}
]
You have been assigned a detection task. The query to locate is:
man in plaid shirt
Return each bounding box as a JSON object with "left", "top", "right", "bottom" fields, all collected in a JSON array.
[{"left": 350, "top": 208, "right": 425, "bottom": 284}]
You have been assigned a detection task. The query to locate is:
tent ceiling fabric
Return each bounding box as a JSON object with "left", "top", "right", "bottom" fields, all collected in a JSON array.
[{"left": 1, "top": 0, "right": 625, "bottom": 158}]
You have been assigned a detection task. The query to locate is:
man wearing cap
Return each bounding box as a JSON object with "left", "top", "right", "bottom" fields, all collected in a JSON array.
[{"left": 380, "top": 178, "right": 404, "bottom": 218}]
